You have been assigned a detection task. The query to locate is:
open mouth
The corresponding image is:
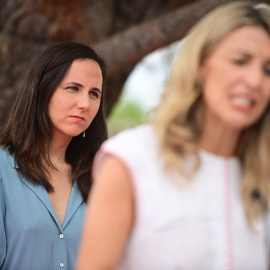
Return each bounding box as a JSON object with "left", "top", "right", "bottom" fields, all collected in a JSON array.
[{"left": 231, "top": 96, "right": 255, "bottom": 108}]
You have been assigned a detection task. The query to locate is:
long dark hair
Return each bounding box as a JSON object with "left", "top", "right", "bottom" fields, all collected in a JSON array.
[{"left": 0, "top": 41, "right": 108, "bottom": 201}]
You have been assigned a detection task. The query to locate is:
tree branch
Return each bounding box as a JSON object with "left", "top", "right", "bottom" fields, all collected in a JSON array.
[{"left": 95, "top": 0, "right": 267, "bottom": 78}]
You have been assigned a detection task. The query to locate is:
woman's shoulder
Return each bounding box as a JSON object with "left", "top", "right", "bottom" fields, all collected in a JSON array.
[
  {"left": 0, "top": 147, "right": 12, "bottom": 159},
  {"left": 0, "top": 148, "right": 15, "bottom": 181},
  {"left": 0, "top": 147, "right": 15, "bottom": 168},
  {"left": 105, "top": 124, "right": 157, "bottom": 148},
  {"left": 96, "top": 124, "right": 159, "bottom": 166}
]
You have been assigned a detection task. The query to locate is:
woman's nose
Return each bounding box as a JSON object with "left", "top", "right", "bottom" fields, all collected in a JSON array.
[
  {"left": 245, "top": 64, "right": 264, "bottom": 90},
  {"left": 77, "top": 94, "right": 90, "bottom": 110}
]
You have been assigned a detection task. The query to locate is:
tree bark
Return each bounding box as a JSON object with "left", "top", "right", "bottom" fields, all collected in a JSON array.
[
  {"left": 0, "top": 0, "right": 267, "bottom": 127},
  {"left": 96, "top": 0, "right": 232, "bottom": 78}
]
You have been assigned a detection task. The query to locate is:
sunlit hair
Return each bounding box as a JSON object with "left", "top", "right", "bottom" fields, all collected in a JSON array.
[
  {"left": 0, "top": 41, "right": 108, "bottom": 201},
  {"left": 152, "top": 1, "right": 270, "bottom": 224}
]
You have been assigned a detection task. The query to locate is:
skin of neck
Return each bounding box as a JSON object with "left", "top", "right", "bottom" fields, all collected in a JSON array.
[
  {"left": 198, "top": 116, "right": 240, "bottom": 157},
  {"left": 47, "top": 133, "right": 72, "bottom": 166}
]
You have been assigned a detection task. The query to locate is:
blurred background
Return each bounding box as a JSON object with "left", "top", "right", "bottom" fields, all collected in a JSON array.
[
  {"left": 108, "top": 40, "right": 181, "bottom": 136},
  {"left": 0, "top": 0, "right": 265, "bottom": 136}
]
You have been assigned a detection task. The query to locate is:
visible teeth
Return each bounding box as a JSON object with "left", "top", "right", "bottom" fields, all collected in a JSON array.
[{"left": 232, "top": 96, "right": 253, "bottom": 106}]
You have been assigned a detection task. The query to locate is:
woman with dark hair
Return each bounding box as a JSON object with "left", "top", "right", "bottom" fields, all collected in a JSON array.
[{"left": 0, "top": 41, "right": 107, "bottom": 270}]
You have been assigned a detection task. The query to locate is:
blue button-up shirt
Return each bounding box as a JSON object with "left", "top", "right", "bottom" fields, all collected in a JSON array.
[{"left": 0, "top": 148, "right": 87, "bottom": 270}]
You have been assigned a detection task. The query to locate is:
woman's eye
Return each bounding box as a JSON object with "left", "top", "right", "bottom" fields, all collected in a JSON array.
[
  {"left": 232, "top": 59, "right": 246, "bottom": 66},
  {"left": 89, "top": 91, "right": 99, "bottom": 98},
  {"left": 263, "top": 66, "right": 270, "bottom": 77},
  {"left": 67, "top": 86, "right": 78, "bottom": 91}
]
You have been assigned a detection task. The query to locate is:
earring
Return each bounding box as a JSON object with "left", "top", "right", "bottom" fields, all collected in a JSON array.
[{"left": 83, "top": 131, "right": 85, "bottom": 137}]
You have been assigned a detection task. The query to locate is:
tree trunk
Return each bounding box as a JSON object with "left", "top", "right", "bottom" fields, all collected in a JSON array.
[{"left": 0, "top": 0, "right": 266, "bottom": 127}]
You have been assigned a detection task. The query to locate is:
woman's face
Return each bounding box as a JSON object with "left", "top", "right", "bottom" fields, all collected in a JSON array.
[
  {"left": 48, "top": 59, "right": 103, "bottom": 140},
  {"left": 200, "top": 26, "right": 270, "bottom": 131}
]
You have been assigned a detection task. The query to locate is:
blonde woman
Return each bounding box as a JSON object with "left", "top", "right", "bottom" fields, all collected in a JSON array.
[{"left": 76, "top": 2, "right": 270, "bottom": 269}]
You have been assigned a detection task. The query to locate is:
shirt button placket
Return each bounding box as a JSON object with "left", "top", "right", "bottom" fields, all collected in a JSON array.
[{"left": 59, "top": 233, "right": 65, "bottom": 268}]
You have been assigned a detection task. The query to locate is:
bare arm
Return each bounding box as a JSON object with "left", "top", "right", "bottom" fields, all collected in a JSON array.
[{"left": 75, "top": 155, "right": 134, "bottom": 270}]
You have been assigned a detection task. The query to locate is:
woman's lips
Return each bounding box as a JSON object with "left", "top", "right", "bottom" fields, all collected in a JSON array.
[{"left": 70, "top": 116, "right": 85, "bottom": 122}]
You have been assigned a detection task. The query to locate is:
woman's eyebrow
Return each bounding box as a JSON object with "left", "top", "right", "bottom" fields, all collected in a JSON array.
[
  {"left": 64, "top": 81, "right": 83, "bottom": 87},
  {"left": 65, "top": 81, "right": 102, "bottom": 93}
]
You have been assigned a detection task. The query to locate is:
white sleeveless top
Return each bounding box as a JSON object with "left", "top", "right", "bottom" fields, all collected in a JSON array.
[{"left": 94, "top": 124, "right": 269, "bottom": 270}]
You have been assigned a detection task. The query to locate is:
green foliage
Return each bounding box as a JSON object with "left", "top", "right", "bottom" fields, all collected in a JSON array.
[{"left": 107, "top": 98, "right": 147, "bottom": 137}]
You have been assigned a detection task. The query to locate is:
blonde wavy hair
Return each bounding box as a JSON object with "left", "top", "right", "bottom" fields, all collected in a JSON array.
[{"left": 152, "top": 1, "right": 270, "bottom": 224}]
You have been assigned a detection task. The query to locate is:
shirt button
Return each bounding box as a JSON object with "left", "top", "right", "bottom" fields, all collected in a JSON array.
[
  {"left": 59, "top": 234, "right": 64, "bottom": 239},
  {"left": 60, "top": 262, "right": 64, "bottom": 267}
]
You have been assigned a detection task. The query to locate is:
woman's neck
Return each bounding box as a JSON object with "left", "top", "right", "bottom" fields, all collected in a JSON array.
[
  {"left": 47, "top": 135, "right": 72, "bottom": 166},
  {"left": 198, "top": 121, "right": 240, "bottom": 157}
]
